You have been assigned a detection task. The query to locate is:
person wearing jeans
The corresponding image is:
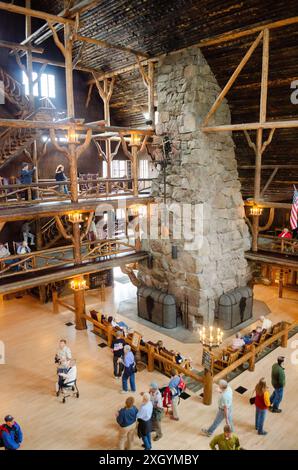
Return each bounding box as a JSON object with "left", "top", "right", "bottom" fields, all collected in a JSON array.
[
  {"left": 121, "top": 345, "right": 136, "bottom": 393},
  {"left": 137, "top": 392, "right": 153, "bottom": 450},
  {"left": 270, "top": 356, "right": 285, "bottom": 413},
  {"left": 202, "top": 379, "right": 234, "bottom": 437},
  {"left": 254, "top": 378, "right": 271, "bottom": 435},
  {"left": 168, "top": 368, "right": 181, "bottom": 421}
]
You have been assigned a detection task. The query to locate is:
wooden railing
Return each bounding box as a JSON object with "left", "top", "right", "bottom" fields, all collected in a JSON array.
[
  {"left": 0, "top": 239, "right": 136, "bottom": 279},
  {"left": 0, "top": 180, "right": 71, "bottom": 204},
  {"left": 202, "top": 321, "right": 297, "bottom": 405},
  {"left": 82, "top": 313, "right": 204, "bottom": 387},
  {"left": 0, "top": 178, "right": 153, "bottom": 206},
  {"left": 258, "top": 234, "right": 298, "bottom": 256}
]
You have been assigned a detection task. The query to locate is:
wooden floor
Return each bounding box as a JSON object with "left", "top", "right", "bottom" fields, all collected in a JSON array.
[{"left": 0, "top": 281, "right": 297, "bottom": 450}]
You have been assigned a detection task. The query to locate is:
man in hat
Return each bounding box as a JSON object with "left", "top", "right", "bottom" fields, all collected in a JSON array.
[
  {"left": 201, "top": 379, "right": 234, "bottom": 437},
  {"left": 149, "top": 382, "right": 164, "bottom": 441},
  {"left": 270, "top": 356, "right": 285, "bottom": 413},
  {"left": 0, "top": 415, "right": 23, "bottom": 450}
]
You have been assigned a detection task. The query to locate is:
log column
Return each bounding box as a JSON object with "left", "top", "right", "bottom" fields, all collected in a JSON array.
[
  {"left": 73, "top": 281, "right": 87, "bottom": 331},
  {"left": 131, "top": 143, "right": 139, "bottom": 197}
]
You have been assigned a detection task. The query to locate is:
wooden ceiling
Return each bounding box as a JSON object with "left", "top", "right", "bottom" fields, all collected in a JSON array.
[{"left": 25, "top": 1, "right": 298, "bottom": 199}]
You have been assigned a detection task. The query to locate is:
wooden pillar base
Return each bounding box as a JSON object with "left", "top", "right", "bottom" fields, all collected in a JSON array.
[
  {"left": 203, "top": 369, "right": 213, "bottom": 406},
  {"left": 74, "top": 289, "right": 87, "bottom": 330}
]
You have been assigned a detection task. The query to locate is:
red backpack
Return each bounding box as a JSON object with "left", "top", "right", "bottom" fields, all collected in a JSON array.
[
  {"left": 0, "top": 424, "right": 9, "bottom": 447},
  {"left": 178, "top": 376, "right": 186, "bottom": 394},
  {"left": 162, "top": 386, "right": 172, "bottom": 411}
]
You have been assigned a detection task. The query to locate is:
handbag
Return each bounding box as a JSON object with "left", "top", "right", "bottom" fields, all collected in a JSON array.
[{"left": 249, "top": 396, "right": 255, "bottom": 405}]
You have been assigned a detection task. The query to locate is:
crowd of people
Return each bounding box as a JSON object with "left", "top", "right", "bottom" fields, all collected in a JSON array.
[{"left": 1, "top": 330, "right": 287, "bottom": 451}]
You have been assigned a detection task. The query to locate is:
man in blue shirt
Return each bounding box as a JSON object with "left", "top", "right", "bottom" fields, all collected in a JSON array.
[
  {"left": 121, "top": 345, "right": 136, "bottom": 393},
  {"left": 116, "top": 396, "right": 138, "bottom": 450},
  {"left": 20, "top": 163, "right": 36, "bottom": 200},
  {"left": 169, "top": 368, "right": 181, "bottom": 421},
  {"left": 0, "top": 415, "right": 23, "bottom": 450},
  {"left": 137, "top": 392, "right": 153, "bottom": 450}
]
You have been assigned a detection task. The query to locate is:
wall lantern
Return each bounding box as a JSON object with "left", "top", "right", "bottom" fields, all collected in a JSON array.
[
  {"left": 130, "top": 133, "right": 141, "bottom": 147},
  {"left": 68, "top": 212, "right": 83, "bottom": 224},
  {"left": 250, "top": 205, "right": 263, "bottom": 216},
  {"left": 70, "top": 277, "right": 87, "bottom": 291},
  {"left": 171, "top": 245, "right": 178, "bottom": 259},
  {"left": 67, "top": 127, "right": 78, "bottom": 144}
]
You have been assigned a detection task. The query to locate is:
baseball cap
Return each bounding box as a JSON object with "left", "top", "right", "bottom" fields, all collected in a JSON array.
[{"left": 4, "top": 415, "right": 14, "bottom": 422}]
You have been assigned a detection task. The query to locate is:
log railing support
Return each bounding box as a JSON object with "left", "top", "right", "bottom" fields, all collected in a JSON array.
[
  {"left": 249, "top": 344, "right": 256, "bottom": 371},
  {"left": 73, "top": 284, "right": 87, "bottom": 330},
  {"left": 52, "top": 288, "right": 59, "bottom": 314},
  {"left": 203, "top": 369, "right": 213, "bottom": 406}
]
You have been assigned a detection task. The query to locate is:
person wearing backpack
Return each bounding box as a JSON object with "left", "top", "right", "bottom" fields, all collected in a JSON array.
[
  {"left": 0, "top": 415, "right": 23, "bottom": 450},
  {"left": 168, "top": 368, "right": 181, "bottom": 421},
  {"left": 254, "top": 378, "right": 271, "bottom": 435}
]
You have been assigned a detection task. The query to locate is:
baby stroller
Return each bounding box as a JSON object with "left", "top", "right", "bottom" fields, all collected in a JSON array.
[{"left": 57, "top": 378, "right": 80, "bottom": 404}]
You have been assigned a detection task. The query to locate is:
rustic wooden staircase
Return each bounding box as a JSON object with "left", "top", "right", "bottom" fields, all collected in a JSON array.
[
  {"left": 40, "top": 216, "right": 71, "bottom": 249},
  {"left": 0, "top": 66, "right": 31, "bottom": 117},
  {"left": 0, "top": 66, "right": 60, "bottom": 169}
]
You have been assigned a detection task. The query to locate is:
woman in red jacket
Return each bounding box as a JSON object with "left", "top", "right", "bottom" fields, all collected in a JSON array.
[{"left": 254, "top": 378, "right": 271, "bottom": 435}]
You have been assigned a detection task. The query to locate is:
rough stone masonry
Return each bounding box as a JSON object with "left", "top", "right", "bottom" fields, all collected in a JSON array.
[{"left": 139, "top": 45, "right": 251, "bottom": 329}]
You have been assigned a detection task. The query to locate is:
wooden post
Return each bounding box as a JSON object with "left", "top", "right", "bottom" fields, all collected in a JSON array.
[
  {"left": 73, "top": 287, "right": 87, "bottom": 330},
  {"left": 249, "top": 344, "right": 256, "bottom": 371},
  {"left": 52, "top": 288, "right": 59, "bottom": 313},
  {"left": 25, "top": 0, "right": 34, "bottom": 108},
  {"left": 36, "top": 218, "right": 46, "bottom": 303},
  {"left": 64, "top": 22, "right": 75, "bottom": 119},
  {"left": 72, "top": 221, "right": 82, "bottom": 264},
  {"left": 147, "top": 344, "right": 155, "bottom": 372},
  {"left": 203, "top": 369, "right": 213, "bottom": 405},
  {"left": 107, "top": 324, "right": 113, "bottom": 347},
  {"left": 278, "top": 269, "right": 284, "bottom": 298},
  {"left": 131, "top": 144, "right": 139, "bottom": 197},
  {"left": 148, "top": 61, "right": 155, "bottom": 127},
  {"left": 69, "top": 140, "right": 79, "bottom": 203},
  {"left": 281, "top": 321, "right": 289, "bottom": 348},
  {"left": 32, "top": 140, "right": 39, "bottom": 199}
]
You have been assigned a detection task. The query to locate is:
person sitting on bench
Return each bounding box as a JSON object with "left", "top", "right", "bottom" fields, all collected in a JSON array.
[{"left": 231, "top": 333, "right": 245, "bottom": 351}]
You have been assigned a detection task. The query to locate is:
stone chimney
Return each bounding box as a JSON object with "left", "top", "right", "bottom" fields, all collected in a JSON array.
[{"left": 139, "top": 46, "right": 251, "bottom": 329}]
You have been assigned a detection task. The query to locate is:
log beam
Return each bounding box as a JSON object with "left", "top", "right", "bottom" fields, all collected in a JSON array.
[
  {"left": 0, "top": 40, "right": 43, "bottom": 54},
  {"left": 74, "top": 34, "right": 148, "bottom": 58},
  {"left": 0, "top": 1, "right": 75, "bottom": 24},
  {"left": 202, "top": 120, "right": 298, "bottom": 132}
]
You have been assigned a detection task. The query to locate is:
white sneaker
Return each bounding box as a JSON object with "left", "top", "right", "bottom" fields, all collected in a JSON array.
[{"left": 120, "top": 390, "right": 128, "bottom": 394}]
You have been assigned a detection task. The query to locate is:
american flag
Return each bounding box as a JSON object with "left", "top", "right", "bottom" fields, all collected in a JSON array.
[{"left": 290, "top": 188, "right": 298, "bottom": 230}]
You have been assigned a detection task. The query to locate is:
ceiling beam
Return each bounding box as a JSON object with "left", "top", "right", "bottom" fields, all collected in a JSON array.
[
  {"left": 194, "top": 16, "right": 298, "bottom": 48},
  {"left": 0, "top": 1, "right": 75, "bottom": 24},
  {"left": 32, "top": 55, "right": 102, "bottom": 75},
  {"left": 29, "top": 0, "right": 100, "bottom": 46},
  {"left": 74, "top": 33, "right": 148, "bottom": 58},
  {"left": 0, "top": 118, "right": 154, "bottom": 135},
  {"left": 239, "top": 165, "right": 298, "bottom": 170},
  {"left": 202, "top": 120, "right": 298, "bottom": 132},
  {"left": 0, "top": 39, "right": 43, "bottom": 54},
  {"left": 88, "top": 59, "right": 158, "bottom": 83}
]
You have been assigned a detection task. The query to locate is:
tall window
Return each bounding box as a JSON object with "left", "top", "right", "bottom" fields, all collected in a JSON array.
[
  {"left": 139, "top": 159, "right": 149, "bottom": 178},
  {"left": 22, "top": 71, "right": 56, "bottom": 98},
  {"left": 102, "top": 160, "right": 132, "bottom": 178}
]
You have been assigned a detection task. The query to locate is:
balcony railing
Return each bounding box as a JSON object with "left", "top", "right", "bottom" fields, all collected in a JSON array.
[
  {"left": 0, "top": 178, "right": 153, "bottom": 206},
  {"left": 258, "top": 234, "right": 298, "bottom": 257},
  {"left": 0, "top": 239, "right": 136, "bottom": 280}
]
